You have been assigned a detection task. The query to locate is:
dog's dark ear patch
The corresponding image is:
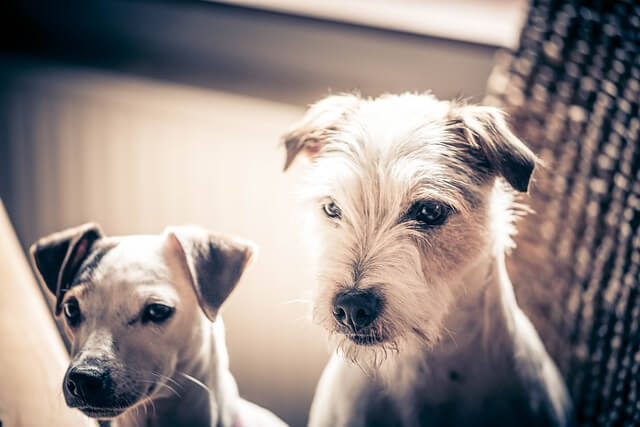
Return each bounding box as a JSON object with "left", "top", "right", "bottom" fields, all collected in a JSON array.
[
  {"left": 29, "top": 223, "right": 103, "bottom": 314},
  {"left": 283, "top": 93, "right": 360, "bottom": 171},
  {"left": 449, "top": 104, "right": 538, "bottom": 192},
  {"left": 166, "top": 226, "right": 256, "bottom": 321}
]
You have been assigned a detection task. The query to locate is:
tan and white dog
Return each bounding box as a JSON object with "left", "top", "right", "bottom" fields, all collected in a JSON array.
[
  {"left": 283, "top": 93, "right": 572, "bottom": 426},
  {"left": 30, "top": 223, "right": 287, "bottom": 427}
]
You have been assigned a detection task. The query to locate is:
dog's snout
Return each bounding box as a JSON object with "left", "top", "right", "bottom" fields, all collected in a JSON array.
[
  {"left": 66, "top": 366, "right": 111, "bottom": 401},
  {"left": 333, "top": 291, "right": 380, "bottom": 332}
]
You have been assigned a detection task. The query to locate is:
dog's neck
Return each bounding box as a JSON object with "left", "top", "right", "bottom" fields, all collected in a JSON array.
[
  {"left": 380, "top": 250, "right": 525, "bottom": 416},
  {"left": 434, "top": 181, "right": 522, "bottom": 354},
  {"left": 384, "top": 186, "right": 527, "bottom": 399},
  {"left": 117, "top": 317, "right": 239, "bottom": 427},
  {"left": 437, "top": 249, "right": 519, "bottom": 360}
]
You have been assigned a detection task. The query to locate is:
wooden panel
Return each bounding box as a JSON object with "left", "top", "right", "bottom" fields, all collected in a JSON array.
[{"left": 0, "top": 200, "right": 95, "bottom": 426}]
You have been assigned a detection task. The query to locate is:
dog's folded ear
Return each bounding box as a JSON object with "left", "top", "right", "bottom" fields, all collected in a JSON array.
[
  {"left": 30, "top": 223, "right": 103, "bottom": 315},
  {"left": 449, "top": 104, "right": 538, "bottom": 193},
  {"left": 283, "top": 93, "right": 360, "bottom": 171},
  {"left": 164, "top": 226, "right": 256, "bottom": 321}
]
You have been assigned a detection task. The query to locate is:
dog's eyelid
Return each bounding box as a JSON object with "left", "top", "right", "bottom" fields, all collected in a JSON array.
[
  {"left": 142, "top": 295, "right": 176, "bottom": 308},
  {"left": 62, "top": 296, "right": 80, "bottom": 306},
  {"left": 61, "top": 295, "right": 77, "bottom": 305},
  {"left": 398, "top": 199, "right": 457, "bottom": 230},
  {"left": 140, "top": 302, "right": 175, "bottom": 324},
  {"left": 144, "top": 296, "right": 173, "bottom": 304},
  {"left": 317, "top": 195, "right": 338, "bottom": 205},
  {"left": 401, "top": 199, "right": 456, "bottom": 217}
]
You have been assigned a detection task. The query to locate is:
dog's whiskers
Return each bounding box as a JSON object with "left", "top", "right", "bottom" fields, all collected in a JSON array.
[
  {"left": 178, "top": 371, "right": 212, "bottom": 395},
  {"left": 139, "top": 378, "right": 182, "bottom": 399},
  {"left": 150, "top": 371, "right": 181, "bottom": 388}
]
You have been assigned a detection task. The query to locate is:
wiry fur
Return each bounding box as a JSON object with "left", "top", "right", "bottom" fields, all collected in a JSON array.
[
  {"left": 296, "top": 94, "right": 511, "bottom": 374},
  {"left": 284, "top": 93, "right": 572, "bottom": 426}
]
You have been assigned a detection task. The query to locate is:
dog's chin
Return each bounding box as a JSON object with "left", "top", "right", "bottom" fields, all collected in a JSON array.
[
  {"left": 78, "top": 393, "right": 153, "bottom": 420},
  {"left": 80, "top": 407, "right": 125, "bottom": 419},
  {"left": 69, "top": 390, "right": 150, "bottom": 420},
  {"left": 330, "top": 329, "right": 402, "bottom": 371},
  {"left": 329, "top": 322, "right": 439, "bottom": 371}
]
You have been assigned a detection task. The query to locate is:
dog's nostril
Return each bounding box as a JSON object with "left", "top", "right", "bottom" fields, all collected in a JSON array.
[
  {"left": 66, "top": 378, "right": 80, "bottom": 398},
  {"left": 333, "top": 290, "right": 381, "bottom": 333}
]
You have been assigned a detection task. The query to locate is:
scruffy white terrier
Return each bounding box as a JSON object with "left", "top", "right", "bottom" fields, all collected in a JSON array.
[{"left": 283, "top": 93, "right": 572, "bottom": 427}]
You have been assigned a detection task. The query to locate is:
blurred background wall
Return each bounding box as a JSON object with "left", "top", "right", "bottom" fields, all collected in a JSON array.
[{"left": 0, "top": 1, "right": 525, "bottom": 425}]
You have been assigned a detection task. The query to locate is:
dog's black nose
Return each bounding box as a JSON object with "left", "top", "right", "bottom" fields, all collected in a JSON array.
[
  {"left": 66, "top": 366, "right": 110, "bottom": 400},
  {"left": 333, "top": 290, "right": 380, "bottom": 332}
]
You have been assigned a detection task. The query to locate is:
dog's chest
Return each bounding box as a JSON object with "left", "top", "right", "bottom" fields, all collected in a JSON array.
[
  {"left": 386, "top": 351, "right": 539, "bottom": 426},
  {"left": 413, "top": 385, "right": 541, "bottom": 427}
]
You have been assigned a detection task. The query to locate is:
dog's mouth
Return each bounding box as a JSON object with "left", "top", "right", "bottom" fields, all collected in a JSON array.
[
  {"left": 347, "top": 334, "right": 382, "bottom": 346},
  {"left": 77, "top": 388, "right": 159, "bottom": 419},
  {"left": 341, "top": 329, "right": 385, "bottom": 346},
  {"left": 79, "top": 407, "right": 125, "bottom": 419}
]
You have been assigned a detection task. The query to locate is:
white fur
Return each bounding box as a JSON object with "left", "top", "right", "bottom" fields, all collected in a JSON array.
[{"left": 285, "top": 93, "right": 572, "bottom": 426}]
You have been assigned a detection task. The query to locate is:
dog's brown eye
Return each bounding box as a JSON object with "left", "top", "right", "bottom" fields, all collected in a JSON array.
[
  {"left": 322, "top": 201, "right": 342, "bottom": 219},
  {"left": 63, "top": 298, "right": 82, "bottom": 326},
  {"left": 142, "top": 304, "right": 174, "bottom": 324},
  {"left": 409, "top": 201, "right": 451, "bottom": 227}
]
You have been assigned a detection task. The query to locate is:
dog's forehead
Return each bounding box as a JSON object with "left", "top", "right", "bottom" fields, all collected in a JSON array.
[
  {"left": 322, "top": 95, "right": 465, "bottom": 172},
  {"left": 309, "top": 95, "right": 481, "bottom": 210},
  {"left": 73, "top": 235, "right": 171, "bottom": 288},
  {"left": 331, "top": 95, "right": 451, "bottom": 155}
]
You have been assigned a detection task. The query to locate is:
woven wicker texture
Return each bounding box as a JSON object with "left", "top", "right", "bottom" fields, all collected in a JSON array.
[{"left": 485, "top": 0, "right": 640, "bottom": 425}]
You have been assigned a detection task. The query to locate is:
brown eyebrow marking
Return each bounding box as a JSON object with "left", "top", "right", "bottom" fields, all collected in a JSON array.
[
  {"left": 77, "top": 283, "right": 95, "bottom": 299},
  {"left": 61, "top": 282, "right": 93, "bottom": 303},
  {"left": 70, "top": 245, "right": 112, "bottom": 288}
]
